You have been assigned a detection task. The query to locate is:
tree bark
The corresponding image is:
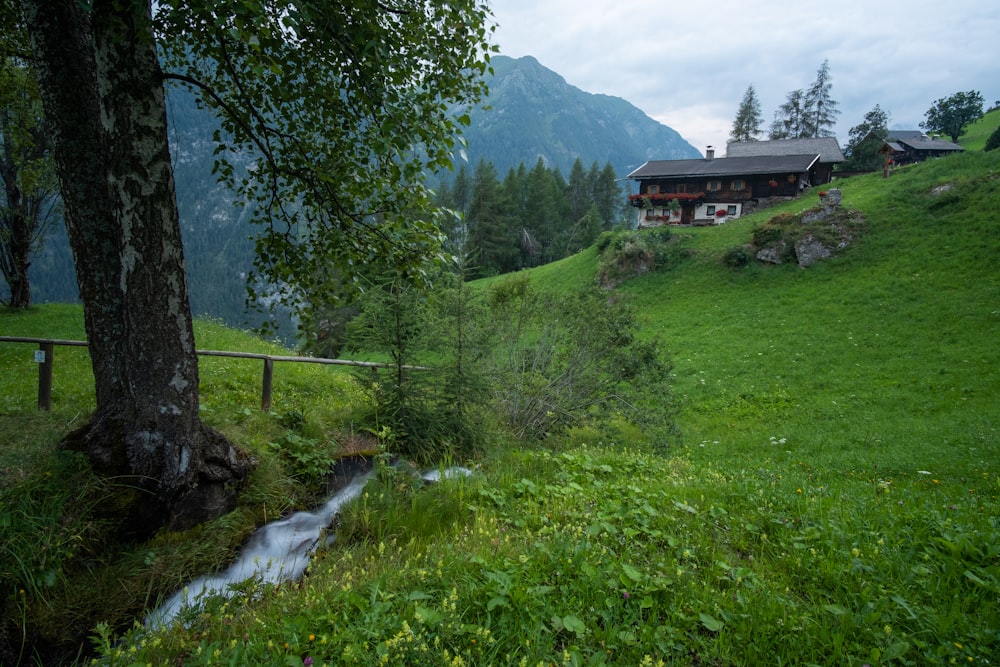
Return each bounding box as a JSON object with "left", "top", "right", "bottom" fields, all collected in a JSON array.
[{"left": 21, "top": 0, "right": 249, "bottom": 535}]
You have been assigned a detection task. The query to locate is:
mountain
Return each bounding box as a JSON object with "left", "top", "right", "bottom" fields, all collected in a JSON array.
[{"left": 457, "top": 55, "right": 700, "bottom": 178}]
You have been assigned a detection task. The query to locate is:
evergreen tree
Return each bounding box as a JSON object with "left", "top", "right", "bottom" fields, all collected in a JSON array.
[
  {"left": 466, "top": 160, "right": 513, "bottom": 277},
  {"left": 804, "top": 59, "right": 840, "bottom": 138},
  {"left": 524, "top": 159, "right": 567, "bottom": 265},
  {"left": 840, "top": 104, "right": 890, "bottom": 172},
  {"left": 592, "top": 162, "right": 624, "bottom": 230},
  {"left": 566, "top": 157, "right": 591, "bottom": 224},
  {"left": 769, "top": 89, "right": 808, "bottom": 139},
  {"left": 729, "top": 84, "right": 763, "bottom": 143}
]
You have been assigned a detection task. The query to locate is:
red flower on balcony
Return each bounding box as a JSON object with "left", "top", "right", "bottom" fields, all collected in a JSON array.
[
  {"left": 628, "top": 192, "right": 705, "bottom": 207},
  {"left": 715, "top": 209, "right": 728, "bottom": 217}
]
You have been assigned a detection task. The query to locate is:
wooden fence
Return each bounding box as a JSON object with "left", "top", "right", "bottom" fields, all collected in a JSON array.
[{"left": 0, "top": 336, "right": 417, "bottom": 412}]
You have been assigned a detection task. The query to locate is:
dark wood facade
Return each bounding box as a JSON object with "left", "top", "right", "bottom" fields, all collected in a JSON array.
[{"left": 627, "top": 154, "right": 819, "bottom": 226}]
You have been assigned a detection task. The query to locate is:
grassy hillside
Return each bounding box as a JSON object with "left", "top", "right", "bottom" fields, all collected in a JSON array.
[{"left": 2, "top": 114, "right": 999, "bottom": 665}]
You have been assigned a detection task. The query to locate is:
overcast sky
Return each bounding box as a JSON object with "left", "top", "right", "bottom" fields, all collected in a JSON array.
[{"left": 489, "top": 0, "right": 999, "bottom": 155}]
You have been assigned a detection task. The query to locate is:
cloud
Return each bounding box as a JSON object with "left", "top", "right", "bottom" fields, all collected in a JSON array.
[{"left": 490, "top": 0, "right": 999, "bottom": 152}]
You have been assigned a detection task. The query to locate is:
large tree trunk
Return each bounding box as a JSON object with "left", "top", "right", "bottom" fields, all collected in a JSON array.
[{"left": 21, "top": 0, "right": 249, "bottom": 535}]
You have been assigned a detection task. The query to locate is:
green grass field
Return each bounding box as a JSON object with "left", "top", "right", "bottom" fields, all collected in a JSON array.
[{"left": 2, "top": 112, "right": 998, "bottom": 666}]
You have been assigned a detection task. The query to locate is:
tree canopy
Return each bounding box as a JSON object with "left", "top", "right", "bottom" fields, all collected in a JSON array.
[{"left": 920, "top": 90, "right": 984, "bottom": 143}]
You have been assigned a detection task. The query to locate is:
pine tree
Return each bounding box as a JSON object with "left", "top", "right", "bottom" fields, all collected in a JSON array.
[
  {"left": 805, "top": 59, "right": 840, "bottom": 137},
  {"left": 730, "top": 84, "right": 763, "bottom": 143},
  {"left": 591, "top": 162, "right": 623, "bottom": 230},
  {"left": 466, "top": 160, "right": 513, "bottom": 277},
  {"left": 769, "top": 89, "right": 807, "bottom": 139}
]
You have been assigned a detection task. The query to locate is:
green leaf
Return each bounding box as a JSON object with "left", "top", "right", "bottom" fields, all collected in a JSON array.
[
  {"left": 562, "top": 614, "right": 586, "bottom": 636},
  {"left": 487, "top": 595, "right": 509, "bottom": 611},
  {"left": 884, "top": 641, "right": 910, "bottom": 660},
  {"left": 673, "top": 500, "right": 698, "bottom": 514},
  {"left": 621, "top": 563, "right": 643, "bottom": 582},
  {"left": 699, "top": 613, "right": 724, "bottom": 632},
  {"left": 414, "top": 605, "right": 443, "bottom": 626}
]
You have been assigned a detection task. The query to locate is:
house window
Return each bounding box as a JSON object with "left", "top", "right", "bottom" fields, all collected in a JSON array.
[
  {"left": 706, "top": 205, "right": 716, "bottom": 216},
  {"left": 648, "top": 185, "right": 660, "bottom": 195},
  {"left": 727, "top": 205, "right": 737, "bottom": 216},
  {"left": 707, "top": 179, "right": 722, "bottom": 192},
  {"left": 731, "top": 179, "right": 745, "bottom": 191}
]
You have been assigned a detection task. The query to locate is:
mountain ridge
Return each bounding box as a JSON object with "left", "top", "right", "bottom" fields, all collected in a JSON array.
[{"left": 459, "top": 54, "right": 700, "bottom": 177}]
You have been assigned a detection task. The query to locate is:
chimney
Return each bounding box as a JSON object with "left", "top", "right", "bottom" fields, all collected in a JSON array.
[{"left": 706, "top": 145, "right": 715, "bottom": 160}]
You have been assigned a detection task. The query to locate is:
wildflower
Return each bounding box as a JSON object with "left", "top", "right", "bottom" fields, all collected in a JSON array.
[
  {"left": 303, "top": 658, "right": 314, "bottom": 666},
  {"left": 308, "top": 634, "right": 315, "bottom": 642},
  {"left": 623, "top": 591, "right": 630, "bottom": 599}
]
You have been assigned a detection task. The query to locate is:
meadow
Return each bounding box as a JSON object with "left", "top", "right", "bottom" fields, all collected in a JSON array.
[{"left": 1, "top": 112, "right": 999, "bottom": 665}]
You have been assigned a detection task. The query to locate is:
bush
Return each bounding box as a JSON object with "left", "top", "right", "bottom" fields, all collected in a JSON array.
[
  {"left": 596, "top": 227, "right": 678, "bottom": 286},
  {"left": 723, "top": 245, "right": 753, "bottom": 268}
]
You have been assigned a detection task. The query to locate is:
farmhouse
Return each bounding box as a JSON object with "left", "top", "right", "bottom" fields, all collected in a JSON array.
[
  {"left": 879, "top": 130, "right": 964, "bottom": 165},
  {"left": 725, "top": 137, "right": 845, "bottom": 184},
  {"left": 627, "top": 143, "right": 832, "bottom": 226}
]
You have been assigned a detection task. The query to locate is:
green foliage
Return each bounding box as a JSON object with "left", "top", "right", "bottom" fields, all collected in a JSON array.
[
  {"left": 348, "top": 268, "right": 493, "bottom": 463},
  {"left": 596, "top": 226, "right": 682, "bottom": 286},
  {"left": 0, "top": 55, "right": 60, "bottom": 308},
  {"left": 722, "top": 245, "right": 752, "bottom": 268},
  {"left": 483, "top": 275, "right": 675, "bottom": 443},
  {"left": 840, "top": 104, "right": 890, "bottom": 171},
  {"left": 267, "top": 431, "right": 337, "bottom": 488},
  {"left": 440, "top": 156, "right": 625, "bottom": 278},
  {"left": 921, "top": 90, "right": 985, "bottom": 142},
  {"left": 985, "top": 124, "right": 1000, "bottom": 152},
  {"left": 155, "top": 0, "right": 497, "bottom": 332}
]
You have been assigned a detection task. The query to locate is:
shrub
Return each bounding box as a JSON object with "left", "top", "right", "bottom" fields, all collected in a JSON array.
[
  {"left": 596, "top": 227, "right": 678, "bottom": 286},
  {"left": 723, "top": 245, "right": 752, "bottom": 268}
]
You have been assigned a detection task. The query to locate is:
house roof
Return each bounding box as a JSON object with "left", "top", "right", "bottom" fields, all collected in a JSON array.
[
  {"left": 725, "top": 137, "right": 845, "bottom": 163},
  {"left": 893, "top": 135, "right": 963, "bottom": 152},
  {"left": 885, "top": 130, "right": 925, "bottom": 141},
  {"left": 627, "top": 154, "right": 820, "bottom": 180}
]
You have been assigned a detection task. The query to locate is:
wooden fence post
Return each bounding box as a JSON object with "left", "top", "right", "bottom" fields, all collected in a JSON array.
[
  {"left": 261, "top": 357, "right": 274, "bottom": 412},
  {"left": 37, "top": 342, "right": 54, "bottom": 411}
]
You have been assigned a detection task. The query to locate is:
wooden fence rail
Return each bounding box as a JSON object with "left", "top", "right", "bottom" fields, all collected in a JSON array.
[{"left": 0, "top": 336, "right": 421, "bottom": 412}]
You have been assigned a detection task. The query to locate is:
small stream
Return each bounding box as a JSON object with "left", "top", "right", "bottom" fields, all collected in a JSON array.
[{"left": 146, "top": 459, "right": 471, "bottom": 628}]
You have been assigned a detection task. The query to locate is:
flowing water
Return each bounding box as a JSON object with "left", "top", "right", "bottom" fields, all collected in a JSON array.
[{"left": 146, "top": 463, "right": 472, "bottom": 628}]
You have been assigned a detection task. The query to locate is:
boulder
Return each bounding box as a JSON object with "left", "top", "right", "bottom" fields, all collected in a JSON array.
[{"left": 795, "top": 234, "right": 832, "bottom": 267}]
